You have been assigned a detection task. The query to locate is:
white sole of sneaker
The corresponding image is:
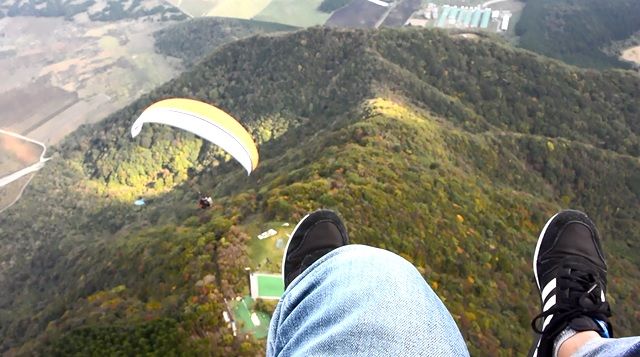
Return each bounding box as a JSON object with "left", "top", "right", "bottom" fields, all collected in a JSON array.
[
  {"left": 281, "top": 212, "right": 311, "bottom": 284},
  {"left": 533, "top": 212, "right": 558, "bottom": 292},
  {"left": 529, "top": 214, "right": 558, "bottom": 357}
]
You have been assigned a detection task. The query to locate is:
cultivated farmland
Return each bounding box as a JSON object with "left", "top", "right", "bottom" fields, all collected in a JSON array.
[
  {"left": 253, "top": 0, "right": 330, "bottom": 27},
  {"left": 382, "top": 0, "right": 421, "bottom": 27},
  {"left": 0, "top": 135, "right": 40, "bottom": 176},
  {"left": 0, "top": 16, "right": 182, "bottom": 145},
  {"left": 326, "top": 0, "right": 388, "bottom": 28}
]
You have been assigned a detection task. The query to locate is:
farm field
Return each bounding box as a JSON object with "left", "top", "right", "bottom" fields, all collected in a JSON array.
[
  {"left": 382, "top": 0, "right": 422, "bottom": 27},
  {"left": 0, "top": 16, "right": 182, "bottom": 145},
  {"left": 0, "top": 0, "right": 184, "bottom": 21},
  {"left": 326, "top": 0, "right": 388, "bottom": 28},
  {"left": 0, "top": 135, "right": 40, "bottom": 177},
  {"left": 165, "top": 0, "right": 219, "bottom": 17},
  {"left": 167, "top": 0, "right": 328, "bottom": 26},
  {"left": 253, "top": 0, "right": 329, "bottom": 27},
  {"left": 0, "top": 133, "right": 41, "bottom": 213},
  {"left": 27, "top": 94, "right": 113, "bottom": 144},
  {"left": 0, "top": 83, "right": 78, "bottom": 134},
  {"left": 208, "top": 0, "right": 271, "bottom": 18},
  {"left": 166, "top": 0, "right": 269, "bottom": 18}
]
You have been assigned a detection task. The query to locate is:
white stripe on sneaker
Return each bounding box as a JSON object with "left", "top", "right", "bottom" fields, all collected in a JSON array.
[
  {"left": 542, "top": 314, "right": 554, "bottom": 330},
  {"left": 541, "top": 278, "right": 556, "bottom": 302},
  {"left": 543, "top": 295, "right": 556, "bottom": 312}
]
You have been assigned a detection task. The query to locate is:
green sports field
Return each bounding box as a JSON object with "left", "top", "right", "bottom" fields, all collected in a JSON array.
[
  {"left": 250, "top": 273, "right": 285, "bottom": 299},
  {"left": 231, "top": 296, "right": 271, "bottom": 338}
]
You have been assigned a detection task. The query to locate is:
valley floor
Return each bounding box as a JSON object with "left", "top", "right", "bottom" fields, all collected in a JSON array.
[{"left": 0, "top": 16, "right": 183, "bottom": 146}]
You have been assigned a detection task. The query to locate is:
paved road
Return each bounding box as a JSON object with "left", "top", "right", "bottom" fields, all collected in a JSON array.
[
  {"left": 0, "top": 129, "right": 50, "bottom": 188},
  {"left": 0, "top": 129, "right": 51, "bottom": 213},
  {"left": 0, "top": 161, "right": 46, "bottom": 187}
]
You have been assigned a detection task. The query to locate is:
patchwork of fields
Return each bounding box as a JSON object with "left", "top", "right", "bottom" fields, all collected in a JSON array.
[
  {"left": 167, "top": 0, "right": 330, "bottom": 27},
  {"left": 253, "top": 0, "right": 330, "bottom": 27},
  {"left": 0, "top": 16, "right": 182, "bottom": 145},
  {"left": 326, "top": 0, "right": 387, "bottom": 28}
]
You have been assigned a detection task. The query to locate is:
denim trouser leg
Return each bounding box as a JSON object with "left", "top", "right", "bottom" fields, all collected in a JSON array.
[
  {"left": 267, "top": 245, "right": 470, "bottom": 356},
  {"left": 573, "top": 336, "right": 640, "bottom": 357}
]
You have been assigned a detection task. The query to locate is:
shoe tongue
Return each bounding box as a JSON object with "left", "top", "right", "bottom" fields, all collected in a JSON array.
[{"left": 554, "top": 223, "right": 604, "bottom": 267}]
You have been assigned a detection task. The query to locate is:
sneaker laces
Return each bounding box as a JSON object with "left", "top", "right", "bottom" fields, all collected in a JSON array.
[{"left": 531, "top": 265, "right": 611, "bottom": 337}]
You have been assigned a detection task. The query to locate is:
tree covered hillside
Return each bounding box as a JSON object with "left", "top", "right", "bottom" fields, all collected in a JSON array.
[
  {"left": 0, "top": 28, "right": 639, "bottom": 356},
  {"left": 154, "top": 18, "right": 297, "bottom": 65},
  {"left": 516, "top": 0, "right": 640, "bottom": 69}
]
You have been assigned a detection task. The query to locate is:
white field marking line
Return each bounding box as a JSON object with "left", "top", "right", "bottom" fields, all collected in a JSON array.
[{"left": 250, "top": 273, "right": 259, "bottom": 299}]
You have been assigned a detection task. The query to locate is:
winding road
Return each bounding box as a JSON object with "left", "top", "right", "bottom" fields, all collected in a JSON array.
[{"left": 0, "top": 129, "right": 51, "bottom": 213}]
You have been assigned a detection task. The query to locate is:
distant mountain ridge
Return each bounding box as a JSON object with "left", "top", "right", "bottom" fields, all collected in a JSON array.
[
  {"left": 0, "top": 0, "right": 187, "bottom": 21},
  {"left": 154, "top": 17, "right": 298, "bottom": 65},
  {"left": 517, "top": 0, "right": 640, "bottom": 68},
  {"left": 0, "top": 27, "right": 638, "bottom": 355}
]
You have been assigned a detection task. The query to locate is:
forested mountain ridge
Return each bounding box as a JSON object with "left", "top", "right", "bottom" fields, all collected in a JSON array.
[
  {"left": 154, "top": 17, "right": 298, "bottom": 65},
  {"left": 0, "top": 27, "right": 639, "bottom": 355},
  {"left": 516, "top": 0, "right": 640, "bottom": 69}
]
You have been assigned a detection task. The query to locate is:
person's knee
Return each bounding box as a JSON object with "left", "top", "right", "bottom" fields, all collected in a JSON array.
[
  {"left": 335, "top": 244, "right": 414, "bottom": 269},
  {"left": 317, "top": 244, "right": 423, "bottom": 289}
]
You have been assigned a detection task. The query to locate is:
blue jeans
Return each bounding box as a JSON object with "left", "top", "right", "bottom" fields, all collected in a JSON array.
[
  {"left": 267, "top": 245, "right": 469, "bottom": 356},
  {"left": 573, "top": 337, "right": 640, "bottom": 357},
  {"left": 267, "top": 245, "right": 640, "bottom": 356}
]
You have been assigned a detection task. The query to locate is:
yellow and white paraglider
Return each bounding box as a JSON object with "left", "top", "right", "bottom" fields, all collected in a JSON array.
[{"left": 131, "top": 98, "right": 259, "bottom": 175}]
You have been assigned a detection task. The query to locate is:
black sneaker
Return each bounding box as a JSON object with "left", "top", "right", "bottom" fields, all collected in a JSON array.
[
  {"left": 282, "top": 209, "right": 349, "bottom": 289},
  {"left": 529, "top": 210, "right": 613, "bottom": 357}
]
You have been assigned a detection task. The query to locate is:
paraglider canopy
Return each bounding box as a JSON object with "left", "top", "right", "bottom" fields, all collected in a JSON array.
[{"left": 131, "top": 98, "right": 259, "bottom": 175}]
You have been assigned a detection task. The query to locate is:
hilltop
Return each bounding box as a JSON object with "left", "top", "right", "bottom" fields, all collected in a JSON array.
[
  {"left": 154, "top": 17, "right": 297, "bottom": 65},
  {"left": 0, "top": 28, "right": 639, "bottom": 355}
]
